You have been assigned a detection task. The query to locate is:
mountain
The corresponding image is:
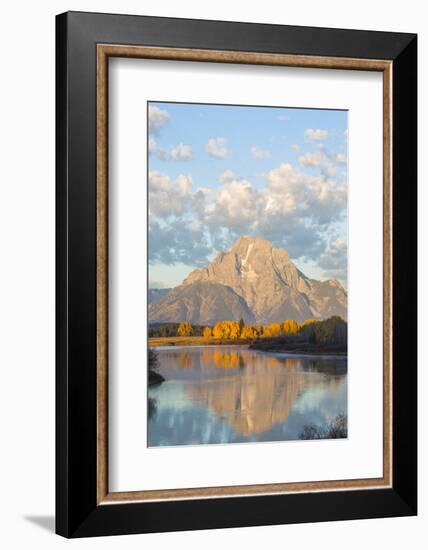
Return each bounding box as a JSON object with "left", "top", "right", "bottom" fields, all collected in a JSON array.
[
  {"left": 148, "top": 236, "right": 347, "bottom": 324},
  {"left": 148, "top": 281, "right": 255, "bottom": 325},
  {"left": 148, "top": 288, "right": 171, "bottom": 304}
]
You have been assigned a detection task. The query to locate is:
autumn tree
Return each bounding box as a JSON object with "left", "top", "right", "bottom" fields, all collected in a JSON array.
[
  {"left": 264, "top": 322, "right": 282, "bottom": 337},
  {"left": 282, "top": 319, "right": 299, "bottom": 334},
  {"left": 229, "top": 321, "right": 241, "bottom": 339},
  {"left": 255, "top": 325, "right": 264, "bottom": 337},
  {"left": 240, "top": 325, "right": 259, "bottom": 339},
  {"left": 212, "top": 321, "right": 226, "bottom": 339},
  {"left": 203, "top": 326, "right": 212, "bottom": 338},
  {"left": 177, "top": 322, "right": 192, "bottom": 337},
  {"left": 212, "top": 320, "right": 240, "bottom": 339}
]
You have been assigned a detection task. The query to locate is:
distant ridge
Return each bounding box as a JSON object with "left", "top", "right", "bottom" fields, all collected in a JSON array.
[{"left": 148, "top": 288, "right": 170, "bottom": 304}]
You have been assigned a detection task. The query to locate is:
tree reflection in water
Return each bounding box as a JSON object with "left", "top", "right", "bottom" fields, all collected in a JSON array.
[
  {"left": 148, "top": 346, "right": 347, "bottom": 446},
  {"left": 148, "top": 397, "right": 158, "bottom": 420}
]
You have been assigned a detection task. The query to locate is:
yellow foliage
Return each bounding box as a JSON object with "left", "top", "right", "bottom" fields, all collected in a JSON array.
[
  {"left": 282, "top": 319, "right": 300, "bottom": 334},
  {"left": 300, "top": 319, "right": 317, "bottom": 328},
  {"left": 229, "top": 321, "right": 240, "bottom": 339},
  {"left": 205, "top": 318, "right": 326, "bottom": 341},
  {"left": 240, "top": 325, "right": 258, "bottom": 339},
  {"left": 177, "top": 322, "right": 192, "bottom": 337},
  {"left": 264, "top": 323, "right": 282, "bottom": 337},
  {"left": 212, "top": 320, "right": 240, "bottom": 339}
]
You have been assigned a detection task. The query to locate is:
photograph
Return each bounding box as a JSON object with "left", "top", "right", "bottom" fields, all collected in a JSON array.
[{"left": 147, "top": 101, "right": 349, "bottom": 446}]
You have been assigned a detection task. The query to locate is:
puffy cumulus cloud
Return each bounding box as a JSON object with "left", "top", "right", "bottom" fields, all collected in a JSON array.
[
  {"left": 305, "top": 128, "right": 329, "bottom": 141},
  {"left": 148, "top": 171, "right": 213, "bottom": 267},
  {"left": 149, "top": 219, "right": 213, "bottom": 266},
  {"left": 250, "top": 146, "right": 271, "bottom": 159},
  {"left": 333, "top": 153, "right": 347, "bottom": 165},
  {"left": 148, "top": 105, "right": 170, "bottom": 134},
  {"left": 170, "top": 143, "right": 193, "bottom": 160},
  {"left": 262, "top": 163, "right": 347, "bottom": 229},
  {"left": 149, "top": 162, "right": 347, "bottom": 270},
  {"left": 207, "top": 179, "right": 262, "bottom": 232},
  {"left": 318, "top": 239, "right": 347, "bottom": 283},
  {"left": 218, "top": 169, "right": 236, "bottom": 183},
  {"left": 149, "top": 137, "right": 168, "bottom": 160},
  {"left": 298, "top": 146, "right": 347, "bottom": 179},
  {"left": 149, "top": 138, "right": 193, "bottom": 161},
  {"left": 206, "top": 137, "right": 229, "bottom": 159},
  {"left": 148, "top": 105, "right": 193, "bottom": 161},
  {"left": 148, "top": 170, "right": 193, "bottom": 218},
  {"left": 299, "top": 151, "right": 323, "bottom": 167}
]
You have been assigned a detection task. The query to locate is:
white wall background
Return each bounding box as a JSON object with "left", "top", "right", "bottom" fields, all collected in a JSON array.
[{"left": 0, "top": 1, "right": 424, "bottom": 548}]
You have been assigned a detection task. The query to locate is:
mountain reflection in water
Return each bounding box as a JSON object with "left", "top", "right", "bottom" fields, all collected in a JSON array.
[{"left": 148, "top": 346, "right": 347, "bottom": 446}]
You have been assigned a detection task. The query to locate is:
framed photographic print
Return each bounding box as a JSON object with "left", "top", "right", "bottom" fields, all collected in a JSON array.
[{"left": 56, "top": 11, "right": 417, "bottom": 537}]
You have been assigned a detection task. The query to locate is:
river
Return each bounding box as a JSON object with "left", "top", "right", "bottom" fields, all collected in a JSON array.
[{"left": 148, "top": 345, "right": 347, "bottom": 446}]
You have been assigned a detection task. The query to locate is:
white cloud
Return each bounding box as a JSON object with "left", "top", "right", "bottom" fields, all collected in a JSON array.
[
  {"left": 170, "top": 143, "right": 193, "bottom": 161},
  {"left": 250, "top": 146, "right": 271, "bottom": 159},
  {"left": 218, "top": 169, "right": 236, "bottom": 183},
  {"left": 149, "top": 137, "right": 168, "bottom": 160},
  {"left": 206, "top": 137, "right": 229, "bottom": 159},
  {"left": 148, "top": 105, "right": 193, "bottom": 161},
  {"left": 333, "top": 153, "right": 347, "bottom": 165},
  {"left": 149, "top": 138, "right": 193, "bottom": 161},
  {"left": 149, "top": 170, "right": 193, "bottom": 217},
  {"left": 299, "top": 152, "right": 323, "bottom": 167},
  {"left": 324, "top": 162, "right": 338, "bottom": 177},
  {"left": 210, "top": 179, "right": 261, "bottom": 229},
  {"left": 298, "top": 147, "right": 347, "bottom": 178},
  {"left": 305, "top": 128, "right": 329, "bottom": 141},
  {"left": 148, "top": 105, "right": 170, "bottom": 134},
  {"left": 290, "top": 144, "right": 300, "bottom": 153},
  {"left": 318, "top": 239, "right": 348, "bottom": 283},
  {"left": 263, "top": 163, "right": 347, "bottom": 222},
  {"left": 149, "top": 162, "right": 347, "bottom": 269},
  {"left": 277, "top": 115, "right": 289, "bottom": 122}
]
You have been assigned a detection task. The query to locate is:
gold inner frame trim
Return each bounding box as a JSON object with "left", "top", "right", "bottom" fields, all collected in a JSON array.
[{"left": 96, "top": 44, "right": 393, "bottom": 504}]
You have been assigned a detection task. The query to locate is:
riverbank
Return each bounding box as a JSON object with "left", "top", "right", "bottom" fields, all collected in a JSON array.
[
  {"left": 149, "top": 336, "right": 254, "bottom": 347},
  {"left": 148, "top": 368, "right": 165, "bottom": 386},
  {"left": 149, "top": 336, "right": 346, "bottom": 356},
  {"left": 249, "top": 340, "right": 347, "bottom": 356}
]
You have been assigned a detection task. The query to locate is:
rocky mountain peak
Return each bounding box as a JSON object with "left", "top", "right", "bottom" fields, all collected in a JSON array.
[
  {"left": 232, "top": 235, "right": 270, "bottom": 254},
  {"left": 149, "top": 237, "right": 347, "bottom": 324},
  {"left": 231, "top": 236, "right": 290, "bottom": 262}
]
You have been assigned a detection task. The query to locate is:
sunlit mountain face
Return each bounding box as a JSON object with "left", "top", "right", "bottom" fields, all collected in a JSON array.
[{"left": 149, "top": 237, "right": 347, "bottom": 325}]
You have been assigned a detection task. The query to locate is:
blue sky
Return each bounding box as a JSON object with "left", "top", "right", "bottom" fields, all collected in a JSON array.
[{"left": 148, "top": 101, "right": 348, "bottom": 289}]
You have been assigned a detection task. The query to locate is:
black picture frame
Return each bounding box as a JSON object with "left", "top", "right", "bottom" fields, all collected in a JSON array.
[{"left": 56, "top": 11, "right": 417, "bottom": 538}]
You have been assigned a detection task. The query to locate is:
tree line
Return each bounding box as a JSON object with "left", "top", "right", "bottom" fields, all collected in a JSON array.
[
  {"left": 150, "top": 316, "right": 347, "bottom": 345},
  {"left": 148, "top": 322, "right": 207, "bottom": 338}
]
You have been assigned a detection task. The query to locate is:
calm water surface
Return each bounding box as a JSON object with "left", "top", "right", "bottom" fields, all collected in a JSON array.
[{"left": 148, "top": 345, "right": 347, "bottom": 446}]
